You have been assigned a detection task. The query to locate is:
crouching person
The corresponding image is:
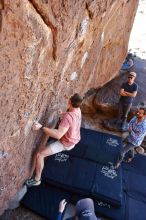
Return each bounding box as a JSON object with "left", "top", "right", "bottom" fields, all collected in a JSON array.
[
  {"left": 115, "top": 107, "right": 146, "bottom": 168},
  {"left": 57, "top": 198, "right": 101, "bottom": 220},
  {"left": 26, "top": 93, "right": 83, "bottom": 187}
]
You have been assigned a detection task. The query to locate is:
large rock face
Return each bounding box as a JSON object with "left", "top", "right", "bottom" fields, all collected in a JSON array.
[{"left": 0, "top": 0, "right": 138, "bottom": 213}]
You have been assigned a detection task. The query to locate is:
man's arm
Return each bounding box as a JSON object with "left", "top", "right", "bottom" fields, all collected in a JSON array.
[
  {"left": 120, "top": 88, "right": 137, "bottom": 97},
  {"left": 43, "top": 125, "right": 69, "bottom": 140},
  {"left": 56, "top": 199, "right": 67, "bottom": 220},
  {"left": 134, "top": 125, "right": 146, "bottom": 136},
  {"left": 120, "top": 88, "right": 127, "bottom": 96},
  {"left": 128, "top": 116, "right": 135, "bottom": 132},
  {"left": 56, "top": 212, "right": 63, "bottom": 220},
  {"left": 123, "top": 90, "right": 137, "bottom": 97}
]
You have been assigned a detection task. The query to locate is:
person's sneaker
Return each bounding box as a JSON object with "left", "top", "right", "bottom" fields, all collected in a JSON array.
[
  {"left": 114, "top": 162, "right": 120, "bottom": 169},
  {"left": 25, "top": 178, "right": 41, "bottom": 187}
]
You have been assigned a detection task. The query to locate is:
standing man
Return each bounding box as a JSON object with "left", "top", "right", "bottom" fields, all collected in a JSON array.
[
  {"left": 115, "top": 107, "right": 146, "bottom": 168},
  {"left": 118, "top": 72, "right": 138, "bottom": 128},
  {"left": 26, "top": 93, "right": 83, "bottom": 187}
]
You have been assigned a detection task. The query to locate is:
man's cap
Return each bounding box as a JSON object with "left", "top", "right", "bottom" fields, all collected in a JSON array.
[
  {"left": 129, "top": 72, "right": 136, "bottom": 77},
  {"left": 76, "top": 198, "right": 98, "bottom": 220}
]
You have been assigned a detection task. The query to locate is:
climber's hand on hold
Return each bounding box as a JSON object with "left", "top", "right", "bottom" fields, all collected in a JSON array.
[{"left": 32, "top": 122, "right": 42, "bottom": 131}]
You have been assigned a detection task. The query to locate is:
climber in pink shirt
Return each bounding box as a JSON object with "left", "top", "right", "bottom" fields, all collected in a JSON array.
[{"left": 26, "top": 93, "right": 83, "bottom": 187}]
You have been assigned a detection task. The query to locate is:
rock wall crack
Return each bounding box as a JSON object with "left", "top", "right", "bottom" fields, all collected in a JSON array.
[{"left": 28, "top": 0, "right": 57, "bottom": 60}]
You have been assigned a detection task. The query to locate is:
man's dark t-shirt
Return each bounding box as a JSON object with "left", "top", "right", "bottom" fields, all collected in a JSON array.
[{"left": 119, "top": 82, "right": 138, "bottom": 104}]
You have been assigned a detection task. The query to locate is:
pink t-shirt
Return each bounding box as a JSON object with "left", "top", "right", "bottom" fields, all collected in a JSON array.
[{"left": 59, "top": 108, "right": 81, "bottom": 147}]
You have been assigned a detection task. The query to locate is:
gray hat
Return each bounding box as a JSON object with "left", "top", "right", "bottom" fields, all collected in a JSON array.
[
  {"left": 129, "top": 72, "right": 136, "bottom": 77},
  {"left": 76, "top": 198, "right": 99, "bottom": 220}
]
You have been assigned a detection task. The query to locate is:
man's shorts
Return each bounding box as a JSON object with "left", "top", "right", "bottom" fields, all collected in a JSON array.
[{"left": 49, "top": 141, "right": 75, "bottom": 154}]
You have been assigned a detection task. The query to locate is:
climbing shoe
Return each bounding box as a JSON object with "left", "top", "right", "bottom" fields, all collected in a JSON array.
[{"left": 25, "top": 178, "right": 41, "bottom": 187}]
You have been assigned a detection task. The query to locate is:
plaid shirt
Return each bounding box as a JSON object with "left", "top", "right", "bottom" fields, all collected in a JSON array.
[{"left": 128, "top": 116, "right": 146, "bottom": 146}]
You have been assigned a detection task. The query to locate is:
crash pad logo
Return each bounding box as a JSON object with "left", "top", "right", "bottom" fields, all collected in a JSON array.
[
  {"left": 81, "top": 210, "right": 92, "bottom": 217},
  {"left": 96, "top": 201, "right": 111, "bottom": 209},
  {"left": 101, "top": 166, "right": 117, "bottom": 179},
  {"left": 106, "top": 138, "right": 119, "bottom": 147},
  {"left": 55, "top": 153, "right": 69, "bottom": 162}
]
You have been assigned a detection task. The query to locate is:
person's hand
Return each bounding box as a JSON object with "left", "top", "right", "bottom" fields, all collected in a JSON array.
[
  {"left": 59, "top": 199, "right": 67, "bottom": 213},
  {"left": 32, "top": 122, "right": 42, "bottom": 131}
]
